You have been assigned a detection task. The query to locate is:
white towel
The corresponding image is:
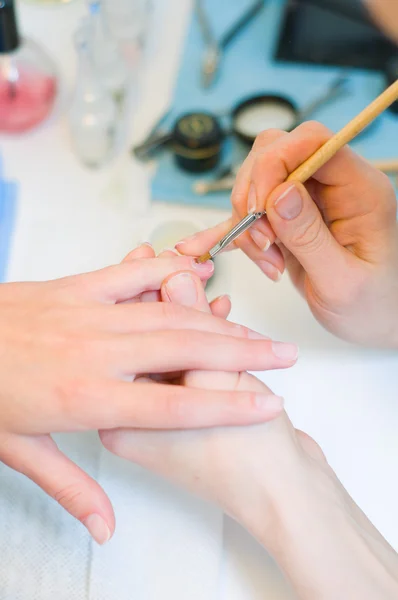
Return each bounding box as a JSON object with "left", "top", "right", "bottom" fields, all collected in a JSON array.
[{"left": 89, "top": 449, "right": 223, "bottom": 600}]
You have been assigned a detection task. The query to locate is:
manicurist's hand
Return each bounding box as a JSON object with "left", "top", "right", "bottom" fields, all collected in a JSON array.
[
  {"left": 177, "top": 122, "right": 398, "bottom": 347},
  {"left": 0, "top": 247, "right": 297, "bottom": 544},
  {"left": 101, "top": 264, "right": 398, "bottom": 600}
]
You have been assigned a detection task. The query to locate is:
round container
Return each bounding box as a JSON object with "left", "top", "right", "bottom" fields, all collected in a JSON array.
[
  {"left": 232, "top": 94, "right": 298, "bottom": 145},
  {"left": 144, "top": 218, "right": 204, "bottom": 255},
  {"left": 172, "top": 112, "right": 224, "bottom": 173}
]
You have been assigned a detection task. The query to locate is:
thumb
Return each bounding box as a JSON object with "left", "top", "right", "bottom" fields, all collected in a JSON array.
[
  {"left": 161, "top": 270, "right": 211, "bottom": 313},
  {"left": 266, "top": 182, "right": 347, "bottom": 289},
  {"left": 0, "top": 433, "right": 115, "bottom": 545}
]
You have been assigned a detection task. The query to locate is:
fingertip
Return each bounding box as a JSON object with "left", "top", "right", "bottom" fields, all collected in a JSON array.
[
  {"left": 271, "top": 341, "right": 299, "bottom": 363},
  {"left": 256, "top": 260, "right": 283, "bottom": 282},
  {"left": 83, "top": 513, "right": 113, "bottom": 545},
  {"left": 255, "top": 394, "right": 285, "bottom": 416},
  {"left": 122, "top": 243, "right": 155, "bottom": 262},
  {"left": 210, "top": 294, "right": 232, "bottom": 319}
]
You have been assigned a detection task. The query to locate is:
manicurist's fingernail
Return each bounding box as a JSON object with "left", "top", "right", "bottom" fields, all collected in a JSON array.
[
  {"left": 272, "top": 342, "right": 299, "bottom": 361},
  {"left": 274, "top": 185, "right": 303, "bottom": 220},
  {"left": 164, "top": 272, "right": 198, "bottom": 307},
  {"left": 257, "top": 260, "right": 282, "bottom": 282},
  {"left": 83, "top": 514, "right": 111, "bottom": 545},
  {"left": 250, "top": 228, "right": 270, "bottom": 252}
]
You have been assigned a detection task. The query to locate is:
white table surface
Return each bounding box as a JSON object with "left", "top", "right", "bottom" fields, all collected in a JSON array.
[{"left": 1, "top": 1, "right": 398, "bottom": 599}]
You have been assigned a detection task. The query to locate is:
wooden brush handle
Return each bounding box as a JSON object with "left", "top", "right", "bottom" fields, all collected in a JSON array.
[
  {"left": 372, "top": 159, "right": 398, "bottom": 174},
  {"left": 287, "top": 80, "right": 398, "bottom": 184}
]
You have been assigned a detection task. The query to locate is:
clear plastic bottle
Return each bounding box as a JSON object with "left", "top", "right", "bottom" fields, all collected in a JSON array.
[
  {"left": 0, "top": 0, "right": 58, "bottom": 134},
  {"left": 68, "top": 27, "right": 117, "bottom": 168},
  {"left": 86, "top": 0, "right": 130, "bottom": 107}
]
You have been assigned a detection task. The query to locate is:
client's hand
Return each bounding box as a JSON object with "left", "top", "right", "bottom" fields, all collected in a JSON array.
[
  {"left": 101, "top": 259, "right": 398, "bottom": 600},
  {"left": 100, "top": 254, "right": 313, "bottom": 538},
  {"left": 0, "top": 248, "right": 296, "bottom": 545}
]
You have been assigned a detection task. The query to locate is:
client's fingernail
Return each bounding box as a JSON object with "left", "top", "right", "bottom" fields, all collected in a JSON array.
[
  {"left": 165, "top": 272, "right": 198, "bottom": 306},
  {"left": 247, "top": 183, "right": 257, "bottom": 213},
  {"left": 192, "top": 259, "right": 214, "bottom": 273},
  {"left": 255, "top": 394, "right": 284, "bottom": 412},
  {"left": 257, "top": 261, "right": 282, "bottom": 282},
  {"left": 83, "top": 514, "right": 111, "bottom": 545},
  {"left": 274, "top": 185, "right": 303, "bottom": 220},
  {"left": 250, "top": 228, "right": 270, "bottom": 252},
  {"left": 214, "top": 294, "right": 231, "bottom": 304},
  {"left": 272, "top": 342, "right": 299, "bottom": 361}
]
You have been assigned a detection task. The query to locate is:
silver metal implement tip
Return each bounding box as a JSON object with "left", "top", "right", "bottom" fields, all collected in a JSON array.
[{"left": 202, "top": 211, "right": 266, "bottom": 261}]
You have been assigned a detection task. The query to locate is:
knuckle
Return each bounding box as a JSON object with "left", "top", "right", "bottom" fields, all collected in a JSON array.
[
  {"left": 53, "top": 378, "right": 96, "bottom": 425},
  {"left": 252, "top": 151, "right": 286, "bottom": 184},
  {"left": 295, "top": 120, "right": 333, "bottom": 138},
  {"left": 162, "top": 389, "right": 187, "bottom": 426},
  {"left": 232, "top": 324, "right": 250, "bottom": 340},
  {"left": 237, "top": 390, "right": 258, "bottom": 412},
  {"left": 252, "top": 128, "right": 284, "bottom": 151},
  {"left": 53, "top": 482, "right": 85, "bottom": 512},
  {"left": 291, "top": 215, "right": 324, "bottom": 252},
  {"left": 159, "top": 301, "right": 186, "bottom": 324}
]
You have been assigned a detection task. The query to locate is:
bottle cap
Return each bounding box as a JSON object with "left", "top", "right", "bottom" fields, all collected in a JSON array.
[{"left": 0, "top": 0, "right": 20, "bottom": 54}]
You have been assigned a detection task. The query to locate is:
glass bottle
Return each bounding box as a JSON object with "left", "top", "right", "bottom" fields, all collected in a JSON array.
[
  {"left": 68, "top": 26, "right": 117, "bottom": 168},
  {"left": 101, "top": 0, "right": 152, "bottom": 67},
  {"left": 86, "top": 0, "right": 129, "bottom": 107},
  {"left": 0, "top": 0, "right": 58, "bottom": 134}
]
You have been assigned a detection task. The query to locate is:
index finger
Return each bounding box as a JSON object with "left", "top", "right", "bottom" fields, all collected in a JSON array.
[
  {"left": 71, "top": 256, "right": 215, "bottom": 303},
  {"left": 248, "top": 121, "right": 372, "bottom": 214}
]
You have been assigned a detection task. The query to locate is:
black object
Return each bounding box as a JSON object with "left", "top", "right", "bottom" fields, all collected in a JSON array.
[
  {"left": 385, "top": 55, "right": 398, "bottom": 115},
  {"left": 300, "top": 0, "right": 372, "bottom": 26},
  {"left": 275, "top": 0, "right": 397, "bottom": 71},
  {"left": 132, "top": 111, "right": 223, "bottom": 173},
  {"left": 232, "top": 94, "right": 298, "bottom": 144},
  {"left": 0, "top": 0, "right": 20, "bottom": 53},
  {"left": 173, "top": 112, "right": 223, "bottom": 172}
]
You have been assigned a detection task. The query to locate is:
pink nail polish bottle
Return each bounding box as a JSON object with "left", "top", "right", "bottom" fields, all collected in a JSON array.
[{"left": 0, "top": 0, "right": 58, "bottom": 134}]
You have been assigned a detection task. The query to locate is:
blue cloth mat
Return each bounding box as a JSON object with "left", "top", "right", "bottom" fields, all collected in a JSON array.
[
  {"left": 0, "top": 157, "right": 18, "bottom": 282},
  {"left": 151, "top": 0, "right": 398, "bottom": 209}
]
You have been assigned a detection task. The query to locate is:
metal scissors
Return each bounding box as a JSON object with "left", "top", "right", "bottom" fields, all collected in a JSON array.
[
  {"left": 195, "top": 0, "right": 265, "bottom": 89},
  {"left": 196, "top": 211, "right": 266, "bottom": 262}
]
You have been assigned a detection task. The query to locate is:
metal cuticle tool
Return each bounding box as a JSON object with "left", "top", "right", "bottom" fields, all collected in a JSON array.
[{"left": 196, "top": 211, "right": 266, "bottom": 263}]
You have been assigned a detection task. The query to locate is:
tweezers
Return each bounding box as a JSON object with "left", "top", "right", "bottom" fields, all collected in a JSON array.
[{"left": 196, "top": 211, "right": 266, "bottom": 263}]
